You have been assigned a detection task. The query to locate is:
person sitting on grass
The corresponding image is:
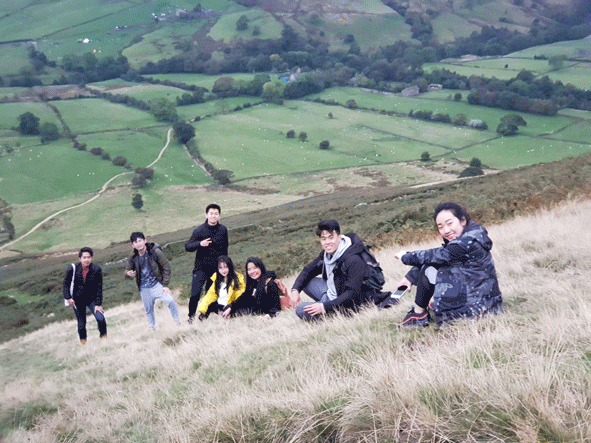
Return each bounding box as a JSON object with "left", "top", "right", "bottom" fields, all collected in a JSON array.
[
  {"left": 222, "top": 257, "right": 281, "bottom": 320},
  {"left": 197, "top": 256, "right": 245, "bottom": 320},
  {"left": 394, "top": 202, "right": 503, "bottom": 327},
  {"left": 290, "top": 220, "right": 378, "bottom": 321}
]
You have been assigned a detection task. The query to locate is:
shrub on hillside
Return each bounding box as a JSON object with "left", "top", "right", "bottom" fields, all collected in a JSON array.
[{"left": 112, "top": 156, "right": 127, "bottom": 167}]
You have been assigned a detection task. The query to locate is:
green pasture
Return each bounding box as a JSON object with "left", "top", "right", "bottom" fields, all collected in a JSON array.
[
  {"left": 123, "top": 23, "right": 204, "bottom": 69},
  {"left": 106, "top": 84, "right": 189, "bottom": 102},
  {"left": 558, "top": 108, "right": 591, "bottom": 120},
  {"left": 431, "top": 13, "right": 480, "bottom": 44},
  {"left": 0, "top": 0, "right": 131, "bottom": 42},
  {"left": 544, "top": 63, "right": 591, "bottom": 90},
  {"left": 461, "top": 0, "right": 532, "bottom": 30},
  {"left": 208, "top": 9, "right": 283, "bottom": 43},
  {"left": 458, "top": 57, "right": 558, "bottom": 74},
  {"left": 51, "top": 99, "right": 158, "bottom": 133},
  {"left": 0, "top": 45, "right": 32, "bottom": 76},
  {"left": 0, "top": 134, "right": 43, "bottom": 151},
  {"left": 89, "top": 79, "right": 138, "bottom": 89},
  {"left": 0, "top": 87, "right": 29, "bottom": 99},
  {"left": 0, "top": 102, "right": 61, "bottom": 130},
  {"left": 322, "top": 15, "right": 412, "bottom": 53},
  {"left": 0, "top": 140, "right": 125, "bottom": 204},
  {"left": 143, "top": 73, "right": 265, "bottom": 90},
  {"left": 309, "top": 87, "right": 573, "bottom": 136},
  {"left": 456, "top": 136, "right": 590, "bottom": 169},
  {"left": 177, "top": 97, "right": 263, "bottom": 120},
  {"left": 548, "top": 121, "right": 591, "bottom": 144},
  {"left": 195, "top": 100, "right": 496, "bottom": 179},
  {"left": 422, "top": 63, "right": 521, "bottom": 81},
  {"left": 510, "top": 38, "right": 591, "bottom": 60}
]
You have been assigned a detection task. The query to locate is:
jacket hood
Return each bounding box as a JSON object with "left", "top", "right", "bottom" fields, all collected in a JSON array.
[
  {"left": 340, "top": 233, "right": 365, "bottom": 259},
  {"left": 132, "top": 241, "right": 160, "bottom": 257},
  {"left": 457, "top": 221, "right": 493, "bottom": 251}
]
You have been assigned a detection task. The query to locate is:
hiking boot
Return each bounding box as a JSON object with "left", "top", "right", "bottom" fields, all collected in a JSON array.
[{"left": 399, "top": 308, "right": 431, "bottom": 327}]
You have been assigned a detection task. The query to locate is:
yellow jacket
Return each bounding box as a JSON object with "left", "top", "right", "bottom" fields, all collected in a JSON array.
[{"left": 197, "top": 272, "right": 246, "bottom": 314}]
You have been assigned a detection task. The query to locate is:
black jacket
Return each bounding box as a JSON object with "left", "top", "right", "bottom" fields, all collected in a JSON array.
[
  {"left": 185, "top": 222, "right": 228, "bottom": 271},
  {"left": 292, "top": 233, "right": 374, "bottom": 313},
  {"left": 125, "top": 242, "right": 171, "bottom": 289},
  {"left": 63, "top": 262, "right": 103, "bottom": 307},
  {"left": 229, "top": 271, "right": 281, "bottom": 317}
]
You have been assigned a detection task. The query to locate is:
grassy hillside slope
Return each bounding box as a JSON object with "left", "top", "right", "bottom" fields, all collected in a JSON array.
[{"left": 1, "top": 199, "right": 590, "bottom": 442}]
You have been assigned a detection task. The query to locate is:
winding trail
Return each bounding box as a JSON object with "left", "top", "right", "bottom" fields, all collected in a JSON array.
[{"left": 0, "top": 128, "right": 173, "bottom": 252}]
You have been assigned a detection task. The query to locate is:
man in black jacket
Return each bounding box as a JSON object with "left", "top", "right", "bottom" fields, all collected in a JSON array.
[
  {"left": 291, "top": 220, "right": 375, "bottom": 321},
  {"left": 185, "top": 203, "right": 228, "bottom": 323},
  {"left": 63, "top": 247, "right": 107, "bottom": 344}
]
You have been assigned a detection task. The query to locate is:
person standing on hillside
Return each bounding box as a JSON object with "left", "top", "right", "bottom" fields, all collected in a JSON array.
[
  {"left": 290, "top": 220, "right": 378, "bottom": 321},
  {"left": 63, "top": 247, "right": 107, "bottom": 345},
  {"left": 185, "top": 203, "right": 229, "bottom": 324},
  {"left": 125, "top": 232, "right": 180, "bottom": 330}
]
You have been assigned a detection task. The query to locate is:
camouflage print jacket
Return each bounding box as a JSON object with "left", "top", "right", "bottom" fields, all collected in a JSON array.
[{"left": 402, "top": 221, "right": 503, "bottom": 325}]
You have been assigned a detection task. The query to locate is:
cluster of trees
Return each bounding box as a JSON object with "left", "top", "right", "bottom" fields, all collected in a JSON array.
[
  {"left": 132, "top": 168, "right": 154, "bottom": 189},
  {"left": 286, "top": 130, "right": 307, "bottom": 142},
  {"left": 17, "top": 112, "right": 60, "bottom": 143}
]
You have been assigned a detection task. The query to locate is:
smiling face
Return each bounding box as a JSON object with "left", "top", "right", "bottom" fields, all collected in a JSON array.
[
  {"left": 79, "top": 252, "right": 93, "bottom": 269},
  {"left": 436, "top": 210, "right": 467, "bottom": 241},
  {"left": 246, "top": 262, "right": 262, "bottom": 281},
  {"left": 132, "top": 237, "right": 147, "bottom": 254},
  {"left": 218, "top": 261, "right": 229, "bottom": 278},
  {"left": 206, "top": 208, "right": 220, "bottom": 226},
  {"left": 319, "top": 230, "right": 342, "bottom": 255}
]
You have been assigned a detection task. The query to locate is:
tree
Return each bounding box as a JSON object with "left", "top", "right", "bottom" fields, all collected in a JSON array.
[
  {"left": 548, "top": 55, "right": 567, "bottom": 70},
  {"left": 500, "top": 113, "right": 527, "bottom": 127},
  {"left": 319, "top": 140, "right": 330, "bottom": 150},
  {"left": 327, "top": 112, "right": 333, "bottom": 119},
  {"left": 452, "top": 114, "right": 468, "bottom": 126},
  {"left": 149, "top": 98, "right": 178, "bottom": 123},
  {"left": 459, "top": 166, "right": 484, "bottom": 177},
  {"left": 132, "top": 174, "right": 147, "bottom": 189},
  {"left": 112, "top": 155, "right": 127, "bottom": 167},
  {"left": 421, "top": 151, "right": 431, "bottom": 162},
  {"left": 299, "top": 132, "right": 307, "bottom": 142},
  {"left": 286, "top": 130, "right": 295, "bottom": 138},
  {"left": 173, "top": 121, "right": 195, "bottom": 144},
  {"left": 212, "top": 76, "right": 236, "bottom": 97},
  {"left": 131, "top": 193, "right": 144, "bottom": 210},
  {"left": 454, "top": 92, "right": 462, "bottom": 102},
  {"left": 236, "top": 15, "right": 248, "bottom": 31},
  {"left": 346, "top": 99, "right": 357, "bottom": 109},
  {"left": 261, "top": 81, "right": 282, "bottom": 103},
  {"left": 470, "top": 158, "right": 482, "bottom": 168},
  {"left": 1, "top": 215, "right": 15, "bottom": 240},
  {"left": 18, "top": 112, "right": 40, "bottom": 135},
  {"left": 496, "top": 121, "right": 518, "bottom": 136},
  {"left": 39, "top": 122, "right": 60, "bottom": 143}
]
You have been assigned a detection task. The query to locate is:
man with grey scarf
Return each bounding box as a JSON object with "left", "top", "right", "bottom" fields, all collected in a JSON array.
[{"left": 291, "top": 220, "right": 376, "bottom": 321}]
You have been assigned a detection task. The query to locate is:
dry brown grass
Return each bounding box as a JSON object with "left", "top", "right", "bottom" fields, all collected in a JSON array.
[{"left": 2, "top": 200, "right": 591, "bottom": 442}]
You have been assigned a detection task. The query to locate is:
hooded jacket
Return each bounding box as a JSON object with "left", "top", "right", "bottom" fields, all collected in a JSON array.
[
  {"left": 402, "top": 221, "right": 503, "bottom": 325},
  {"left": 292, "top": 233, "right": 374, "bottom": 313},
  {"left": 125, "top": 242, "right": 171, "bottom": 289},
  {"left": 198, "top": 272, "right": 246, "bottom": 314},
  {"left": 63, "top": 262, "right": 103, "bottom": 306}
]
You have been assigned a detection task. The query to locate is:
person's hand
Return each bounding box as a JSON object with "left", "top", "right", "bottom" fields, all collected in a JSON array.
[
  {"left": 394, "top": 250, "right": 408, "bottom": 260},
  {"left": 67, "top": 299, "right": 75, "bottom": 307},
  {"left": 126, "top": 270, "right": 136, "bottom": 277},
  {"left": 290, "top": 289, "right": 301, "bottom": 307},
  {"left": 395, "top": 277, "right": 412, "bottom": 292},
  {"left": 257, "top": 314, "right": 271, "bottom": 322},
  {"left": 303, "top": 302, "right": 324, "bottom": 317},
  {"left": 200, "top": 238, "right": 212, "bottom": 247},
  {"left": 221, "top": 307, "right": 231, "bottom": 319},
  {"left": 162, "top": 286, "right": 171, "bottom": 294},
  {"left": 94, "top": 306, "right": 104, "bottom": 314}
]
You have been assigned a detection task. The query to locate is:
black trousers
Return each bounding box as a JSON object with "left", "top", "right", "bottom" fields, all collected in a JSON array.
[{"left": 188, "top": 266, "right": 216, "bottom": 318}]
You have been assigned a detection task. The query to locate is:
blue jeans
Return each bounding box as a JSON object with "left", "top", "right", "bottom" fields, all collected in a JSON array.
[
  {"left": 140, "top": 282, "right": 180, "bottom": 328},
  {"left": 295, "top": 277, "right": 330, "bottom": 321},
  {"left": 73, "top": 301, "right": 107, "bottom": 340}
]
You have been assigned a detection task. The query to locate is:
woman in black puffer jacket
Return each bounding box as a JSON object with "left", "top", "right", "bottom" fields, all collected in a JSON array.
[{"left": 395, "top": 202, "right": 503, "bottom": 326}]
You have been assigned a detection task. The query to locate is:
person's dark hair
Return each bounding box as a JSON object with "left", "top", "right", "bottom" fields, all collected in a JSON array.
[
  {"left": 434, "top": 202, "right": 471, "bottom": 224},
  {"left": 130, "top": 232, "right": 145, "bottom": 243},
  {"left": 79, "top": 246, "right": 93, "bottom": 257},
  {"left": 214, "top": 256, "right": 241, "bottom": 295},
  {"left": 206, "top": 203, "right": 221, "bottom": 214},
  {"left": 316, "top": 220, "right": 340, "bottom": 236},
  {"left": 245, "top": 257, "right": 273, "bottom": 302}
]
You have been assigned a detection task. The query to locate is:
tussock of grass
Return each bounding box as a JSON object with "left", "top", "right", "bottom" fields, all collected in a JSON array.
[{"left": 2, "top": 200, "right": 591, "bottom": 441}]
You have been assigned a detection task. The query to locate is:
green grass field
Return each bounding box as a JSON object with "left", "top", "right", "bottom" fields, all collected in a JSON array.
[
  {"left": 431, "top": 13, "right": 480, "bottom": 44},
  {"left": 207, "top": 9, "right": 283, "bottom": 43},
  {"left": 50, "top": 99, "right": 158, "bottom": 133},
  {"left": 177, "top": 97, "right": 263, "bottom": 120},
  {"left": 143, "top": 72, "right": 267, "bottom": 90},
  {"left": 105, "top": 83, "right": 189, "bottom": 102},
  {"left": 510, "top": 38, "right": 591, "bottom": 60},
  {"left": 0, "top": 102, "right": 61, "bottom": 131}
]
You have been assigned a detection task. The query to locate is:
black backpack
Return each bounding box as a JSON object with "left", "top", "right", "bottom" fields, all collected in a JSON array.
[{"left": 358, "top": 244, "right": 386, "bottom": 292}]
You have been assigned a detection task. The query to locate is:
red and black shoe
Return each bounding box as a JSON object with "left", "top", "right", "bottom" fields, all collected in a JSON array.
[{"left": 399, "top": 308, "right": 431, "bottom": 327}]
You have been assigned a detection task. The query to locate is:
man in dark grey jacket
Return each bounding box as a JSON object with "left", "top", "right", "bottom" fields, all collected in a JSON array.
[
  {"left": 291, "top": 220, "right": 376, "bottom": 321},
  {"left": 63, "top": 247, "right": 107, "bottom": 344},
  {"left": 125, "top": 232, "right": 180, "bottom": 330}
]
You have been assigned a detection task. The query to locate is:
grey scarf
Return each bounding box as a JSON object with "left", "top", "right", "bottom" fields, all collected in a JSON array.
[{"left": 324, "top": 235, "right": 352, "bottom": 301}]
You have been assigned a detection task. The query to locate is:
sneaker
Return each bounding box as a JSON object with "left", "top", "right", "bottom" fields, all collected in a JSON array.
[
  {"left": 399, "top": 308, "right": 431, "bottom": 327},
  {"left": 187, "top": 317, "right": 194, "bottom": 325},
  {"left": 80, "top": 339, "right": 87, "bottom": 345}
]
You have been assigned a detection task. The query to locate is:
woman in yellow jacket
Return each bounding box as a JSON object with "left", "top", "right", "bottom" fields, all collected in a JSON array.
[{"left": 197, "top": 256, "right": 245, "bottom": 320}]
